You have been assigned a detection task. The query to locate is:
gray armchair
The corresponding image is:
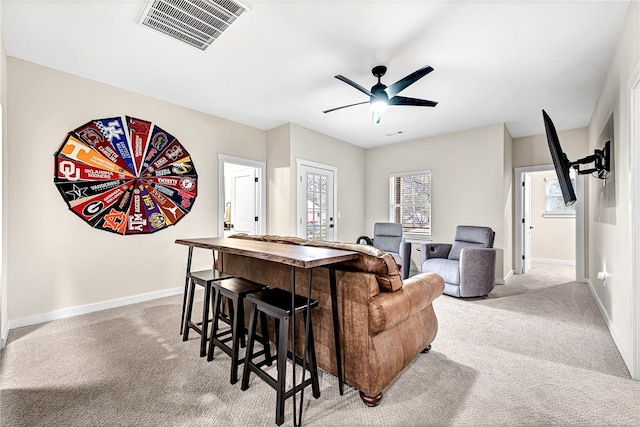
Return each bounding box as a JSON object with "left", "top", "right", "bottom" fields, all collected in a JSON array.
[
  {"left": 357, "top": 222, "right": 411, "bottom": 279},
  {"left": 420, "top": 225, "right": 496, "bottom": 297}
]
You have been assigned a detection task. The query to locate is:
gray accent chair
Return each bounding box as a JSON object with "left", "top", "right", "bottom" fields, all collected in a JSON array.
[
  {"left": 357, "top": 222, "right": 411, "bottom": 279},
  {"left": 420, "top": 225, "right": 496, "bottom": 297}
]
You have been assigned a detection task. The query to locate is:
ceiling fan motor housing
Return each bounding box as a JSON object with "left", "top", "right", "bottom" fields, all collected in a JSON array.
[{"left": 371, "top": 83, "right": 388, "bottom": 103}]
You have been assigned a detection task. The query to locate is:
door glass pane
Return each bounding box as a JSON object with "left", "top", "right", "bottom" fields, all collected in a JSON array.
[{"left": 307, "top": 172, "right": 329, "bottom": 240}]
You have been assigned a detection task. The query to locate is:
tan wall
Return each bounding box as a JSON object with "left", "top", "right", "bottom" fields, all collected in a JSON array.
[
  {"left": 6, "top": 58, "right": 267, "bottom": 321},
  {"left": 266, "top": 123, "right": 294, "bottom": 236},
  {"left": 265, "top": 123, "right": 366, "bottom": 243},
  {"left": 365, "top": 123, "right": 510, "bottom": 280},
  {"left": 512, "top": 127, "right": 589, "bottom": 169},
  {"left": 1, "top": 6, "right": 8, "bottom": 340},
  {"left": 290, "top": 124, "right": 366, "bottom": 243},
  {"left": 529, "top": 170, "right": 576, "bottom": 262},
  {"left": 503, "top": 125, "right": 514, "bottom": 279},
  {"left": 585, "top": 0, "right": 639, "bottom": 371}
]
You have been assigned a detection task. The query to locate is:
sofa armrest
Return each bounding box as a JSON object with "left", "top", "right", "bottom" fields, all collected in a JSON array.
[
  {"left": 459, "top": 248, "right": 496, "bottom": 296},
  {"left": 419, "top": 243, "right": 452, "bottom": 264},
  {"left": 368, "top": 272, "right": 444, "bottom": 335}
]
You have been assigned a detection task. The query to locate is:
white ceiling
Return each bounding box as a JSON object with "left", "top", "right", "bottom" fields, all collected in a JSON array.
[{"left": 1, "top": 0, "right": 631, "bottom": 148}]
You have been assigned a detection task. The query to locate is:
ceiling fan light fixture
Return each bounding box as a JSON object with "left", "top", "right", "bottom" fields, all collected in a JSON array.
[{"left": 370, "top": 99, "right": 388, "bottom": 113}]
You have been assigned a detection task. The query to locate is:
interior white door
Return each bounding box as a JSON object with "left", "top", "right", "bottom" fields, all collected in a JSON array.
[
  {"left": 523, "top": 173, "right": 532, "bottom": 273},
  {"left": 231, "top": 171, "right": 257, "bottom": 234},
  {"left": 219, "top": 155, "right": 266, "bottom": 237},
  {"left": 297, "top": 164, "right": 335, "bottom": 241}
]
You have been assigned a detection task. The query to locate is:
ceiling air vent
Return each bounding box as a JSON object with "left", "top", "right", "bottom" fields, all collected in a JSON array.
[{"left": 138, "top": 0, "right": 249, "bottom": 51}]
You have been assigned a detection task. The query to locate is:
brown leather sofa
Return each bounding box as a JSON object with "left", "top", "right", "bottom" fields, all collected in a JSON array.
[{"left": 218, "top": 234, "right": 444, "bottom": 406}]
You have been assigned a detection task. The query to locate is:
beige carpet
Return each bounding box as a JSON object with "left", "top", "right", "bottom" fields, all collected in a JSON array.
[{"left": 1, "top": 263, "right": 639, "bottom": 426}]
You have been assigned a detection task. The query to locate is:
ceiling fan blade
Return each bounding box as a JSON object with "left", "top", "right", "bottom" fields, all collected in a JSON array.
[
  {"left": 323, "top": 101, "right": 369, "bottom": 114},
  {"left": 385, "top": 65, "right": 434, "bottom": 98},
  {"left": 388, "top": 96, "right": 438, "bottom": 107},
  {"left": 335, "top": 75, "right": 374, "bottom": 97},
  {"left": 372, "top": 111, "right": 382, "bottom": 124}
]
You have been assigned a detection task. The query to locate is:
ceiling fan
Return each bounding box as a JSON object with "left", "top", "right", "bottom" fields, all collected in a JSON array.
[{"left": 323, "top": 65, "right": 438, "bottom": 123}]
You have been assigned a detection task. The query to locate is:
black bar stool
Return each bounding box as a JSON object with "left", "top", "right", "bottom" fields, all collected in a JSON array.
[
  {"left": 182, "top": 268, "right": 232, "bottom": 357},
  {"left": 180, "top": 247, "right": 226, "bottom": 336},
  {"left": 207, "top": 277, "right": 273, "bottom": 384},
  {"left": 241, "top": 288, "right": 320, "bottom": 426}
]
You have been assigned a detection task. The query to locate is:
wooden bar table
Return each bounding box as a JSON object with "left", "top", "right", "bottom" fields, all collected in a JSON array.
[{"left": 175, "top": 237, "right": 358, "bottom": 426}]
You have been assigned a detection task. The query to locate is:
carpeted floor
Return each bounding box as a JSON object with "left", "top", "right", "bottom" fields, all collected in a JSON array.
[{"left": 1, "top": 263, "right": 639, "bottom": 426}]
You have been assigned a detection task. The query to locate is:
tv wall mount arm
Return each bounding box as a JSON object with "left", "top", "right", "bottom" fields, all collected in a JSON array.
[{"left": 569, "top": 140, "right": 610, "bottom": 179}]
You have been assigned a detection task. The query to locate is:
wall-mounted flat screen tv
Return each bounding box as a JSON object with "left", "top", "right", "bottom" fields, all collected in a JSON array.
[{"left": 542, "top": 110, "right": 577, "bottom": 207}]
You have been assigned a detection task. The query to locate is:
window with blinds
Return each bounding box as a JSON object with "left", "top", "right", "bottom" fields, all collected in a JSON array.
[
  {"left": 389, "top": 171, "right": 431, "bottom": 237},
  {"left": 544, "top": 176, "right": 576, "bottom": 217}
]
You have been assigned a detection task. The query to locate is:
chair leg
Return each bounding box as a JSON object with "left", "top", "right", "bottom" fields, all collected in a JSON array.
[
  {"left": 180, "top": 278, "right": 189, "bottom": 335},
  {"left": 200, "top": 283, "right": 212, "bottom": 357},
  {"left": 182, "top": 280, "right": 196, "bottom": 342},
  {"left": 241, "top": 302, "right": 258, "bottom": 392},
  {"left": 260, "top": 312, "right": 273, "bottom": 366},
  {"left": 229, "top": 297, "right": 242, "bottom": 384},
  {"left": 304, "top": 312, "right": 320, "bottom": 399},
  {"left": 207, "top": 288, "right": 223, "bottom": 362},
  {"left": 238, "top": 299, "right": 247, "bottom": 348},
  {"left": 275, "top": 315, "right": 289, "bottom": 426}
]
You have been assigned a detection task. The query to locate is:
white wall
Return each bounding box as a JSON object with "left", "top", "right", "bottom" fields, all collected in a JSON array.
[
  {"left": 366, "top": 123, "right": 511, "bottom": 280},
  {"left": 6, "top": 58, "right": 267, "bottom": 322},
  {"left": 585, "top": 0, "right": 639, "bottom": 374}
]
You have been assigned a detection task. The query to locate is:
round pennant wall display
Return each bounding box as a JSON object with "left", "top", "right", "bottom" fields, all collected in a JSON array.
[{"left": 53, "top": 116, "right": 197, "bottom": 235}]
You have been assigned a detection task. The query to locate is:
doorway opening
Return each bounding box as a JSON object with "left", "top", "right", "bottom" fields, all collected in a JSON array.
[
  {"left": 218, "top": 155, "right": 266, "bottom": 237},
  {"left": 514, "top": 165, "right": 585, "bottom": 281}
]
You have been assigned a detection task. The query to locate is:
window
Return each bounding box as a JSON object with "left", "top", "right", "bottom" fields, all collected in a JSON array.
[
  {"left": 544, "top": 177, "right": 576, "bottom": 217},
  {"left": 390, "top": 171, "right": 431, "bottom": 238}
]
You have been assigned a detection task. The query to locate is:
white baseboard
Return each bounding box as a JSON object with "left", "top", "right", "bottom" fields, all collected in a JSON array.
[
  {"left": 1, "top": 323, "right": 8, "bottom": 350},
  {"left": 585, "top": 279, "right": 633, "bottom": 375},
  {"left": 1, "top": 287, "right": 183, "bottom": 349},
  {"left": 497, "top": 270, "right": 514, "bottom": 285},
  {"left": 531, "top": 257, "right": 576, "bottom": 266}
]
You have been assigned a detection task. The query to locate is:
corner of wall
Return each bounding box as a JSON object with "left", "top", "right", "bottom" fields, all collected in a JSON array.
[
  {"left": 266, "top": 123, "right": 293, "bottom": 235},
  {"left": 0, "top": 10, "right": 8, "bottom": 348}
]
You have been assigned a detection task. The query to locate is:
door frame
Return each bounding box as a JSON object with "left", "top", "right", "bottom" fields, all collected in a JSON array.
[
  {"left": 514, "top": 165, "right": 585, "bottom": 281},
  {"left": 218, "top": 154, "right": 266, "bottom": 237},
  {"left": 296, "top": 158, "right": 338, "bottom": 240},
  {"left": 523, "top": 173, "right": 532, "bottom": 273}
]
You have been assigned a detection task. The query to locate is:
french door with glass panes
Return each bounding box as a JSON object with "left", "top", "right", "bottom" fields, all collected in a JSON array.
[{"left": 297, "top": 162, "right": 335, "bottom": 241}]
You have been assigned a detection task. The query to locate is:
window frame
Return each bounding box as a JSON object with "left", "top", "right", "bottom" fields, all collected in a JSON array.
[
  {"left": 543, "top": 176, "right": 576, "bottom": 218},
  {"left": 389, "top": 170, "right": 432, "bottom": 240}
]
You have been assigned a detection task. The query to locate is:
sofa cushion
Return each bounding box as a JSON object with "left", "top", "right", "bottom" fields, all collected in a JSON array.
[{"left": 421, "top": 258, "right": 460, "bottom": 285}]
